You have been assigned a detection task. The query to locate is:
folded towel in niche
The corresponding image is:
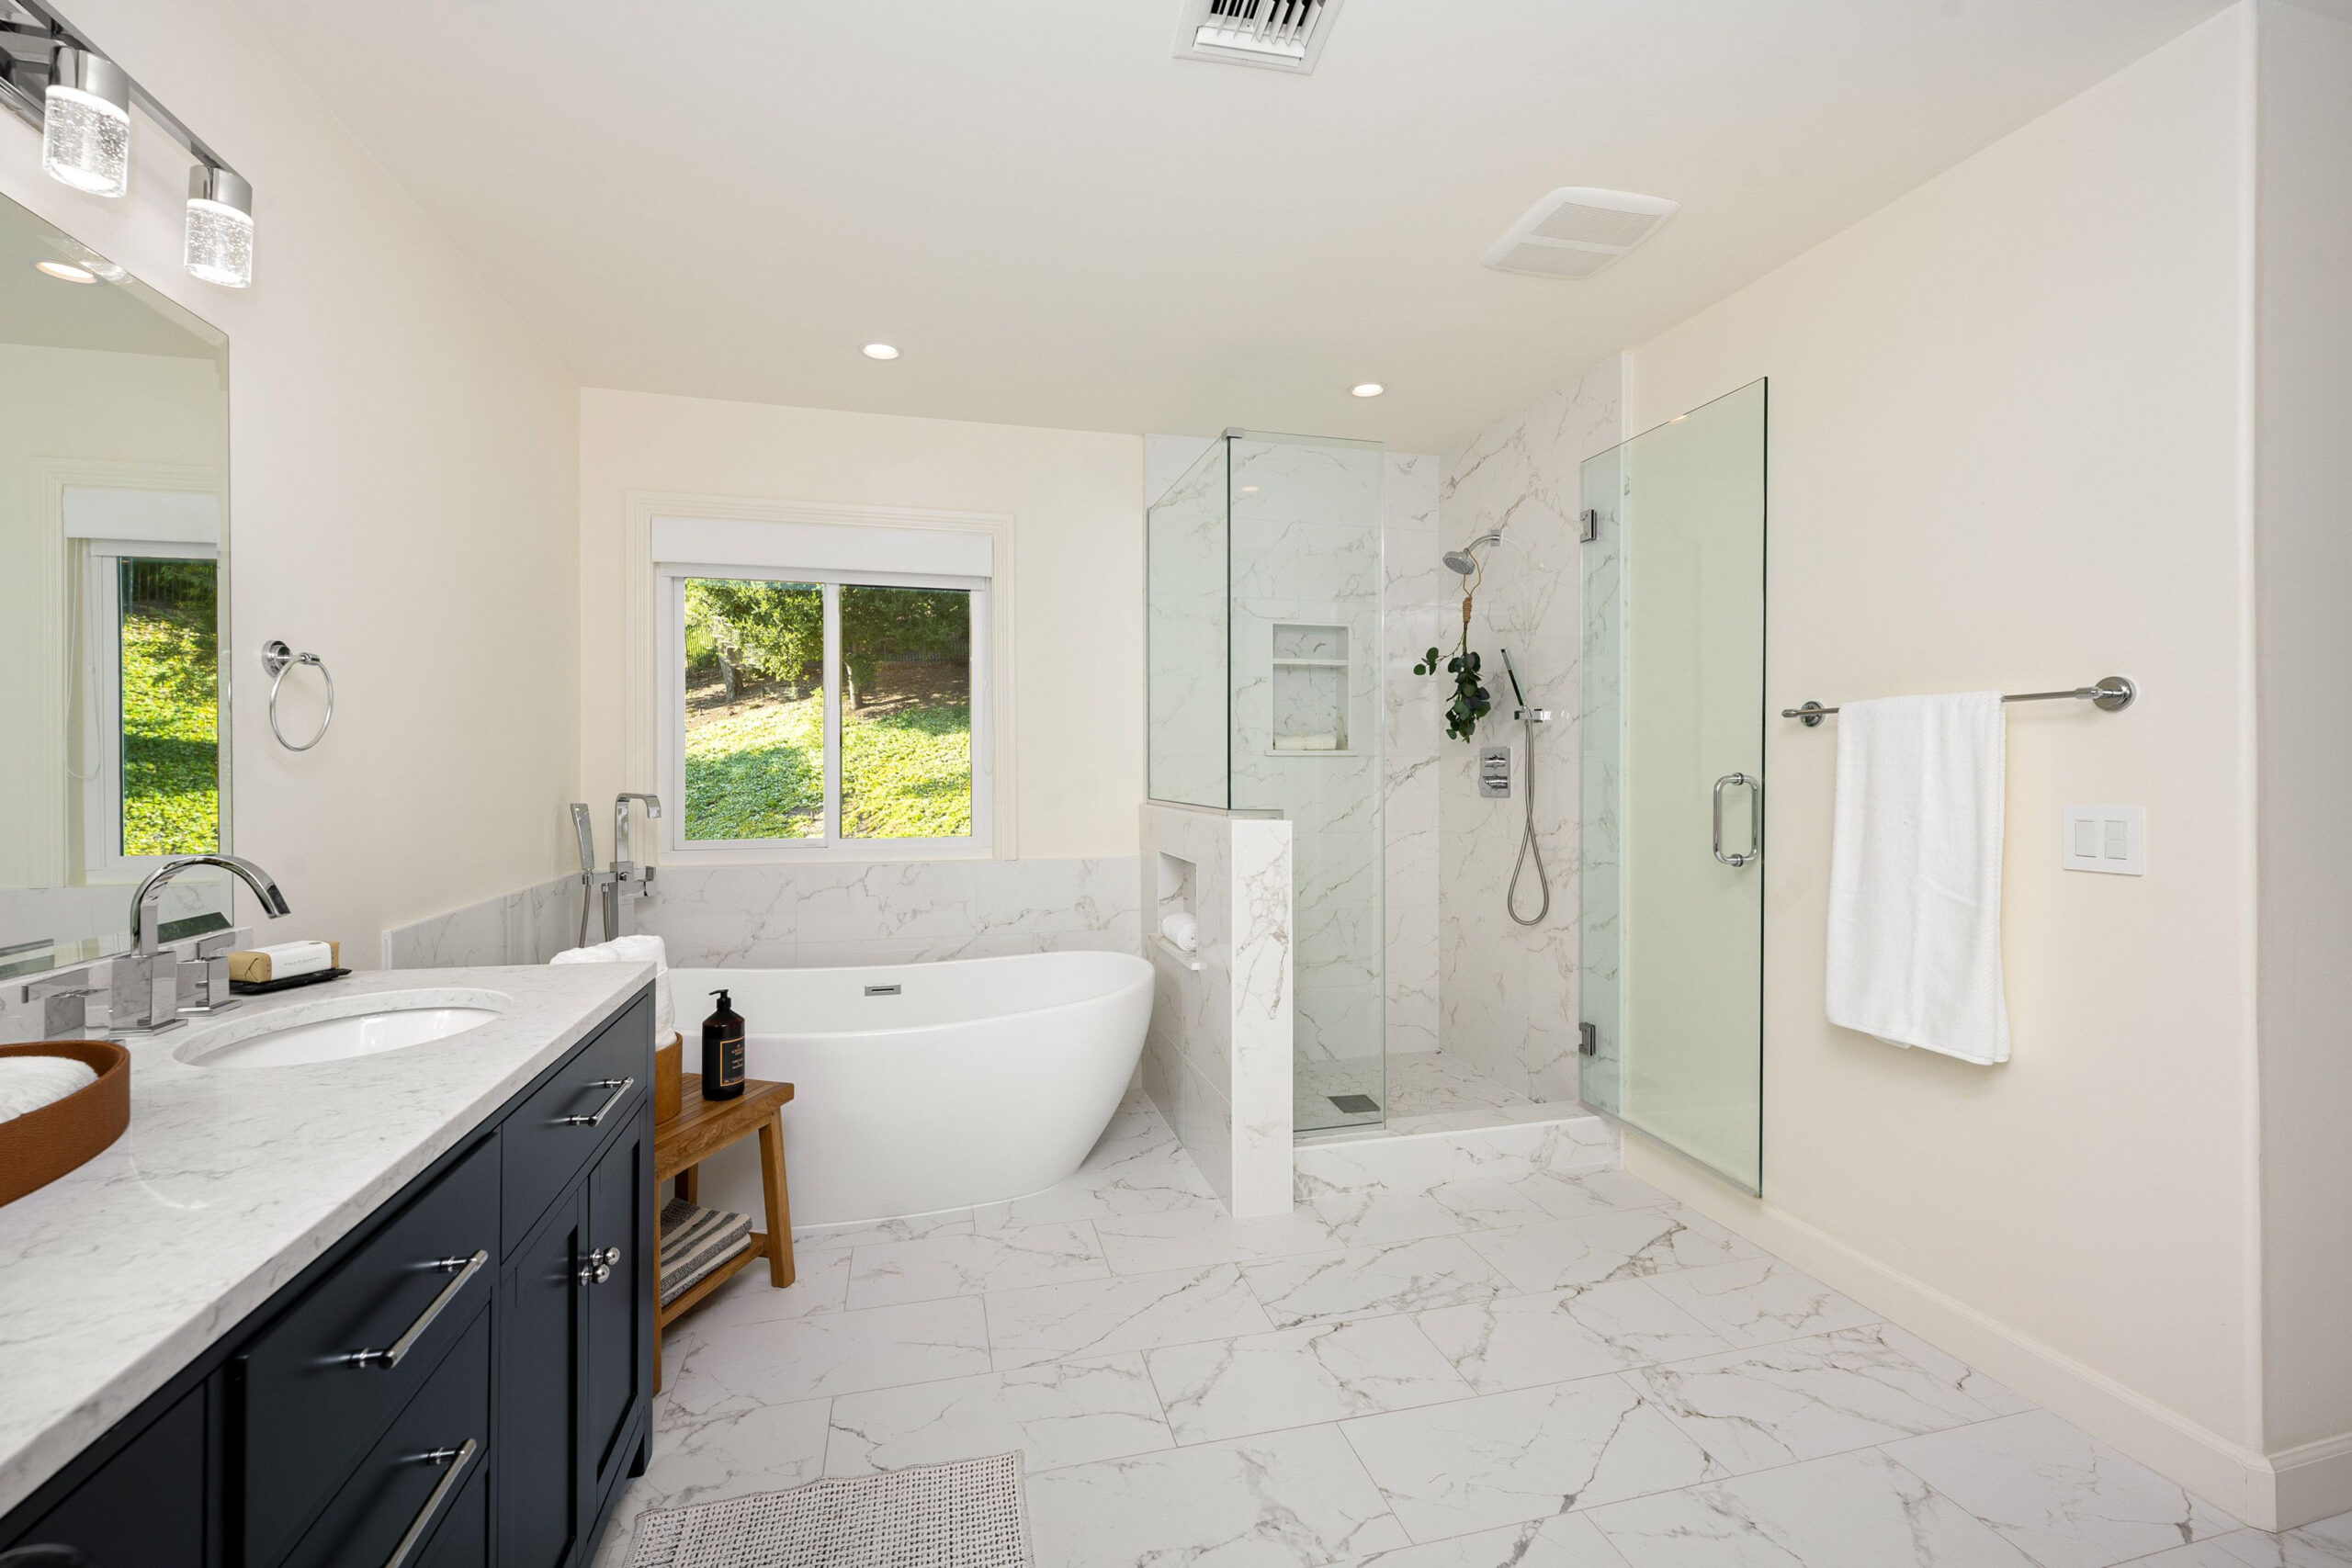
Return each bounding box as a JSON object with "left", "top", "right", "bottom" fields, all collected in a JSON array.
[
  {"left": 553, "top": 933, "right": 673, "bottom": 1039},
  {"left": 1159, "top": 911, "right": 1199, "bottom": 953}
]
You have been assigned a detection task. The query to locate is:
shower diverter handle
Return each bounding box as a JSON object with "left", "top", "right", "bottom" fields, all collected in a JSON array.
[{"left": 1713, "top": 773, "right": 1762, "bottom": 868}]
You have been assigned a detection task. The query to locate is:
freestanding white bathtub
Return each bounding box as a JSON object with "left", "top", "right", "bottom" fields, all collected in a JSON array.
[{"left": 670, "top": 951, "right": 1154, "bottom": 1227}]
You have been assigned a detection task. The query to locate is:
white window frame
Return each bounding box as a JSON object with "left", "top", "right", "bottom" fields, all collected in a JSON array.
[
  {"left": 75, "top": 536, "right": 221, "bottom": 884},
  {"left": 656, "top": 562, "right": 993, "bottom": 862}
]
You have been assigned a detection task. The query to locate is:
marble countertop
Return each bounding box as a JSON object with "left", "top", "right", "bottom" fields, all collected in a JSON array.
[{"left": 0, "top": 963, "right": 652, "bottom": 1519}]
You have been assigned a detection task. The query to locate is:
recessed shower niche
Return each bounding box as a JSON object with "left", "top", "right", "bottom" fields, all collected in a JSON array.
[{"left": 1146, "top": 431, "right": 1386, "bottom": 1133}]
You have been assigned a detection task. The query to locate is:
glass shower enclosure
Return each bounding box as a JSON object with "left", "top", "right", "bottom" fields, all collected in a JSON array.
[
  {"left": 1579, "top": 380, "right": 1768, "bottom": 1191},
  {"left": 1147, "top": 432, "right": 1386, "bottom": 1134}
]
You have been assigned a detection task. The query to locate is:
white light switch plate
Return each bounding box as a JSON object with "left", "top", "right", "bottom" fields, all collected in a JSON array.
[{"left": 2063, "top": 805, "right": 2144, "bottom": 874}]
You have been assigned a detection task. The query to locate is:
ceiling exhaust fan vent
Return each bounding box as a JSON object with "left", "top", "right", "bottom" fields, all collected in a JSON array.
[
  {"left": 1173, "top": 0, "right": 1344, "bottom": 73},
  {"left": 1483, "top": 187, "right": 1679, "bottom": 280}
]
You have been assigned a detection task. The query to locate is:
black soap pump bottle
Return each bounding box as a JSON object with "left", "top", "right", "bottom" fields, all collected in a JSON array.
[{"left": 701, "top": 989, "right": 746, "bottom": 1100}]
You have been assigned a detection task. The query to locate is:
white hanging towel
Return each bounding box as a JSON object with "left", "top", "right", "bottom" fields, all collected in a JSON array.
[{"left": 1825, "top": 691, "right": 2011, "bottom": 1065}]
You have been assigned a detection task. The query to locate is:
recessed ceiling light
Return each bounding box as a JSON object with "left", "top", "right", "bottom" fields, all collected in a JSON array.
[
  {"left": 1351, "top": 382, "right": 1385, "bottom": 399},
  {"left": 34, "top": 259, "right": 98, "bottom": 284},
  {"left": 862, "top": 343, "right": 899, "bottom": 360}
]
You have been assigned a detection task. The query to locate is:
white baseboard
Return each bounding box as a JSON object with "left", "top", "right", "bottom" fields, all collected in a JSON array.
[{"left": 1623, "top": 1138, "right": 2349, "bottom": 1533}]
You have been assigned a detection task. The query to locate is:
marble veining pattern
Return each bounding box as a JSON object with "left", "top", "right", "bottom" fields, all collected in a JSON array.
[
  {"left": 592, "top": 1093, "right": 2312, "bottom": 1568},
  {"left": 0, "top": 963, "right": 652, "bottom": 1518}
]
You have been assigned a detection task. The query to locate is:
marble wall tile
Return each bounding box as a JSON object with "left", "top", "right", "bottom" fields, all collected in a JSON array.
[
  {"left": 384, "top": 856, "right": 1141, "bottom": 973},
  {"left": 1384, "top": 453, "right": 1445, "bottom": 1064},
  {"left": 1436, "top": 357, "right": 1623, "bottom": 1102},
  {"left": 1140, "top": 803, "right": 1294, "bottom": 1216}
]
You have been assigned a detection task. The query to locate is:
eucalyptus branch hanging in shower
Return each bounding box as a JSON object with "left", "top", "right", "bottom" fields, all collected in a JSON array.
[{"left": 1416, "top": 531, "right": 1504, "bottom": 743}]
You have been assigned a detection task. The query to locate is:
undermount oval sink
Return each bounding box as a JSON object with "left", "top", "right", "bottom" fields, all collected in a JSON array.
[{"left": 175, "top": 990, "right": 509, "bottom": 1069}]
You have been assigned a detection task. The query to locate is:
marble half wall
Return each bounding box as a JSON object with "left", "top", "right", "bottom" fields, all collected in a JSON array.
[
  {"left": 383, "top": 857, "right": 1142, "bottom": 971},
  {"left": 1435, "top": 356, "right": 1625, "bottom": 1102},
  {"left": 1139, "top": 803, "right": 1294, "bottom": 1216}
]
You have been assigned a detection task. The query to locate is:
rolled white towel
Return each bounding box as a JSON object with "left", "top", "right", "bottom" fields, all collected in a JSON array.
[
  {"left": 1159, "top": 911, "right": 1200, "bottom": 953},
  {"left": 0, "top": 1056, "right": 99, "bottom": 1124},
  {"left": 553, "top": 933, "right": 673, "bottom": 1040}
]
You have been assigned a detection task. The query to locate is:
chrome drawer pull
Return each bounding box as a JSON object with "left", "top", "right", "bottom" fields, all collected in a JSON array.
[
  {"left": 558, "top": 1076, "right": 635, "bottom": 1128},
  {"left": 344, "top": 1251, "right": 488, "bottom": 1370},
  {"left": 383, "top": 1437, "right": 478, "bottom": 1568},
  {"left": 576, "top": 1245, "right": 622, "bottom": 1287}
]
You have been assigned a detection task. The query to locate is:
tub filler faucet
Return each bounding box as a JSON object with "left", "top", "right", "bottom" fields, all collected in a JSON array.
[{"left": 605, "top": 793, "right": 662, "bottom": 940}]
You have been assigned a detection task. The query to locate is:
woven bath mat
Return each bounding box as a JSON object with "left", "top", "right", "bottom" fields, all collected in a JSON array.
[{"left": 628, "top": 1451, "right": 1032, "bottom": 1568}]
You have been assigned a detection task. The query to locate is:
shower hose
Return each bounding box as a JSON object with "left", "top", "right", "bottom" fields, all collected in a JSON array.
[{"left": 1508, "top": 711, "right": 1552, "bottom": 927}]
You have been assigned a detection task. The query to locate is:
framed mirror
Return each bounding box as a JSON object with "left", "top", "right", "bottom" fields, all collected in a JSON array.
[{"left": 0, "top": 187, "right": 231, "bottom": 981}]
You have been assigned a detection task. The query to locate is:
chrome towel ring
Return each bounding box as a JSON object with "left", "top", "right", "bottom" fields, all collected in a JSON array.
[{"left": 262, "top": 638, "right": 334, "bottom": 751}]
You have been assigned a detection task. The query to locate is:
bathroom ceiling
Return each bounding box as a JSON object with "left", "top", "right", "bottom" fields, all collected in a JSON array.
[{"left": 234, "top": 0, "right": 2226, "bottom": 452}]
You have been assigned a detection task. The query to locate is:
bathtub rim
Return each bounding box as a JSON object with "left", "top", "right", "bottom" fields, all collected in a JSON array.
[{"left": 669, "top": 949, "right": 1153, "bottom": 1042}]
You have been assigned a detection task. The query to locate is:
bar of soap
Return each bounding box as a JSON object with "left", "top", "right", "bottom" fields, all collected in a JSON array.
[{"left": 228, "top": 941, "right": 340, "bottom": 984}]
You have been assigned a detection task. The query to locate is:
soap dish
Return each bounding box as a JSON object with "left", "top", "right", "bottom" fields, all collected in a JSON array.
[
  {"left": 0, "top": 1041, "right": 130, "bottom": 1208},
  {"left": 229, "top": 966, "right": 351, "bottom": 997}
]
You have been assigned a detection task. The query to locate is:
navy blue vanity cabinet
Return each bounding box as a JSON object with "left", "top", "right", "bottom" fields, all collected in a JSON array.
[{"left": 0, "top": 987, "right": 655, "bottom": 1568}]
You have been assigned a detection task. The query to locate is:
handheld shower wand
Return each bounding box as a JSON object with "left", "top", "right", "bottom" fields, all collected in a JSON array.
[
  {"left": 570, "top": 803, "right": 599, "bottom": 947},
  {"left": 1498, "top": 648, "right": 1553, "bottom": 928}
]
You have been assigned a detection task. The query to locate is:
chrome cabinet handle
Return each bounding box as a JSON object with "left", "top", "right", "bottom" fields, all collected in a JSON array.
[
  {"left": 558, "top": 1076, "right": 635, "bottom": 1128},
  {"left": 1713, "top": 773, "right": 1763, "bottom": 867},
  {"left": 382, "top": 1438, "right": 478, "bottom": 1568},
  {"left": 576, "top": 1245, "right": 620, "bottom": 1288},
  {"left": 344, "top": 1251, "right": 488, "bottom": 1370}
]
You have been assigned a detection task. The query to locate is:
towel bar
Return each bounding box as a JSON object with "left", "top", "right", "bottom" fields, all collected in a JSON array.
[{"left": 1783, "top": 675, "right": 2135, "bottom": 727}]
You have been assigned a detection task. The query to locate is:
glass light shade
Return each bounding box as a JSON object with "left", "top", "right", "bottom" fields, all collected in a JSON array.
[
  {"left": 185, "top": 197, "right": 254, "bottom": 288},
  {"left": 41, "top": 84, "right": 130, "bottom": 197}
]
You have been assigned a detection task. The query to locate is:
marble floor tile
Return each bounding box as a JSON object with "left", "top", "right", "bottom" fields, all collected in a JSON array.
[
  {"left": 971, "top": 1116, "right": 1223, "bottom": 1232},
  {"left": 1835, "top": 1320, "right": 2036, "bottom": 1417},
  {"left": 1342, "top": 1375, "right": 1724, "bottom": 1540},
  {"left": 1384, "top": 1050, "right": 1537, "bottom": 1117},
  {"left": 985, "top": 1263, "right": 1275, "bottom": 1370},
  {"left": 1147, "top": 1316, "right": 1471, "bottom": 1443},
  {"left": 1094, "top": 1204, "right": 1345, "bottom": 1273},
  {"left": 792, "top": 1206, "right": 975, "bottom": 1252},
  {"left": 844, "top": 1220, "right": 1108, "bottom": 1308},
  {"left": 1884, "top": 1409, "right": 2238, "bottom": 1568},
  {"left": 1463, "top": 1207, "right": 1760, "bottom": 1296},
  {"left": 1640, "top": 1258, "right": 1880, "bottom": 1348},
  {"left": 1303, "top": 1176, "right": 1558, "bottom": 1248},
  {"left": 1416, "top": 1280, "right": 1732, "bottom": 1393},
  {"left": 1513, "top": 1169, "right": 1678, "bottom": 1223},
  {"left": 1333, "top": 1514, "right": 1631, "bottom": 1566},
  {"left": 661, "top": 1295, "right": 991, "bottom": 1415},
  {"left": 824, "top": 1352, "right": 1172, "bottom": 1476},
  {"left": 1627, "top": 1327, "right": 2015, "bottom": 1475},
  {"left": 589, "top": 1399, "right": 832, "bottom": 1568},
  {"left": 662, "top": 1247, "right": 851, "bottom": 1332},
  {"left": 1586, "top": 1447, "right": 2038, "bottom": 1567},
  {"left": 2120, "top": 1514, "right": 2352, "bottom": 1565},
  {"left": 1244, "top": 1236, "right": 1512, "bottom": 1328},
  {"left": 1025, "top": 1423, "right": 1410, "bottom": 1568}
]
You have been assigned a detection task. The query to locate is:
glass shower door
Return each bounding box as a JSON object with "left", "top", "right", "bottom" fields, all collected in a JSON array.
[{"left": 1579, "top": 380, "right": 1766, "bottom": 1192}]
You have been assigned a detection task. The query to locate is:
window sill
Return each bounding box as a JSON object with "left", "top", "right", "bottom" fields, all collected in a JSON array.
[{"left": 658, "top": 840, "right": 995, "bottom": 866}]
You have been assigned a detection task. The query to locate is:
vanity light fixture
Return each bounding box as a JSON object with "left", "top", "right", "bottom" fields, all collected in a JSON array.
[
  {"left": 39, "top": 43, "right": 127, "bottom": 196},
  {"left": 2, "top": 3, "right": 256, "bottom": 287},
  {"left": 862, "top": 343, "right": 900, "bottom": 360},
  {"left": 185, "top": 164, "right": 253, "bottom": 288},
  {"left": 1350, "top": 382, "right": 1385, "bottom": 398},
  {"left": 32, "top": 256, "right": 96, "bottom": 282}
]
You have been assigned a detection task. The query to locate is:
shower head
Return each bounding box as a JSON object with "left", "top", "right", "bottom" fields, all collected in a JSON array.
[{"left": 1443, "top": 531, "right": 1504, "bottom": 575}]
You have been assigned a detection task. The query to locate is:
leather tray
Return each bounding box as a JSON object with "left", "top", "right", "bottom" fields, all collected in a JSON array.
[{"left": 0, "top": 1039, "right": 130, "bottom": 1207}]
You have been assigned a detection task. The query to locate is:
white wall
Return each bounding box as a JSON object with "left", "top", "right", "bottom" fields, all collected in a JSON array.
[
  {"left": 2252, "top": 0, "right": 2352, "bottom": 1521},
  {"left": 1620, "top": 6, "right": 2285, "bottom": 1522},
  {"left": 0, "top": 0, "right": 581, "bottom": 964},
  {"left": 578, "top": 390, "right": 1143, "bottom": 860}
]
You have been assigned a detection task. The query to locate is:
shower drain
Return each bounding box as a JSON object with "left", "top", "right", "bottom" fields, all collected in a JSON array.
[{"left": 1327, "top": 1093, "right": 1380, "bottom": 1114}]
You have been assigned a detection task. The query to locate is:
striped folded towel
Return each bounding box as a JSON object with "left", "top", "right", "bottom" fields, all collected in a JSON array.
[{"left": 658, "top": 1197, "right": 754, "bottom": 1307}]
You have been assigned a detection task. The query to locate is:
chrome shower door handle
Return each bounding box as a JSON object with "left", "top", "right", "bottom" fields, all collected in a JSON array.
[{"left": 1713, "top": 773, "right": 1762, "bottom": 867}]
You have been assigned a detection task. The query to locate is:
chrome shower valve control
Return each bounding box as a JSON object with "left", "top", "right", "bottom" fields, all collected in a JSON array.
[{"left": 1478, "top": 746, "right": 1511, "bottom": 798}]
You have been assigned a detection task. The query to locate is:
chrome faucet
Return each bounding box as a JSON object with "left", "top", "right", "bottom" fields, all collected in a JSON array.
[
  {"left": 111, "top": 855, "right": 295, "bottom": 1032},
  {"left": 604, "top": 794, "right": 662, "bottom": 940}
]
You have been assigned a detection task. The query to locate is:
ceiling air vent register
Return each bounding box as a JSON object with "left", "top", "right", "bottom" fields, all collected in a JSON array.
[
  {"left": 1484, "top": 187, "right": 1679, "bottom": 279},
  {"left": 1173, "top": 0, "right": 1343, "bottom": 73}
]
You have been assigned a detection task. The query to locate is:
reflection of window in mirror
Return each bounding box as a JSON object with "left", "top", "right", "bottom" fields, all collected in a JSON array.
[{"left": 0, "top": 186, "right": 232, "bottom": 965}]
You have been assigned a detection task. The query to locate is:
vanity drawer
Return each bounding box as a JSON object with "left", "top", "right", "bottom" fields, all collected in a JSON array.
[
  {"left": 236, "top": 1133, "right": 497, "bottom": 1568},
  {"left": 503, "top": 994, "right": 652, "bottom": 1251},
  {"left": 280, "top": 1305, "right": 491, "bottom": 1568}
]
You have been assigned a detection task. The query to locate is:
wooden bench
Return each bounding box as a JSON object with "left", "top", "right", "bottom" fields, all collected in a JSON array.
[{"left": 651, "top": 1074, "right": 795, "bottom": 1391}]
